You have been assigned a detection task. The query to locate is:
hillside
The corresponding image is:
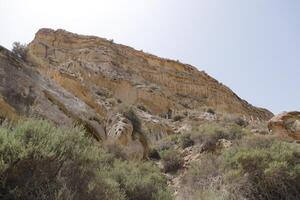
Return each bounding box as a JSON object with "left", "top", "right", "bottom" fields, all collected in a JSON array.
[{"left": 1, "top": 29, "right": 299, "bottom": 200}]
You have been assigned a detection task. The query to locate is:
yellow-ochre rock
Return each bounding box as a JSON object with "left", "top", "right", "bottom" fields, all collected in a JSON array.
[
  {"left": 0, "top": 28, "right": 275, "bottom": 159},
  {"left": 268, "top": 111, "right": 300, "bottom": 140}
]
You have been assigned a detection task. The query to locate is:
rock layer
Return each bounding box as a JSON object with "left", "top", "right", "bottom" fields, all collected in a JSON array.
[
  {"left": 0, "top": 46, "right": 105, "bottom": 140},
  {"left": 0, "top": 28, "right": 274, "bottom": 158},
  {"left": 27, "top": 28, "right": 273, "bottom": 121}
]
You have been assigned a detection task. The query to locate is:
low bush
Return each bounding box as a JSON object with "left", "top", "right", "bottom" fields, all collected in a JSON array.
[
  {"left": 111, "top": 160, "right": 172, "bottom": 200},
  {"left": 179, "top": 133, "right": 194, "bottom": 149},
  {"left": 190, "top": 123, "right": 246, "bottom": 147},
  {"left": 233, "top": 117, "right": 248, "bottom": 127},
  {"left": 160, "top": 149, "right": 184, "bottom": 173},
  {"left": 0, "top": 119, "right": 123, "bottom": 200},
  {"left": 223, "top": 115, "right": 249, "bottom": 127},
  {"left": 181, "top": 134, "right": 300, "bottom": 200},
  {"left": 148, "top": 147, "right": 161, "bottom": 160},
  {"left": 0, "top": 119, "right": 172, "bottom": 200},
  {"left": 104, "top": 142, "right": 128, "bottom": 160},
  {"left": 206, "top": 108, "right": 215, "bottom": 115},
  {"left": 155, "top": 137, "right": 176, "bottom": 152},
  {"left": 223, "top": 140, "right": 300, "bottom": 200},
  {"left": 173, "top": 115, "right": 184, "bottom": 122}
]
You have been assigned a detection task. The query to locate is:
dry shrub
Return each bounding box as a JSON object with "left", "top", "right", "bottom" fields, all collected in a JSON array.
[
  {"left": 160, "top": 149, "right": 184, "bottom": 173},
  {"left": 180, "top": 133, "right": 300, "bottom": 200},
  {"left": 179, "top": 133, "right": 194, "bottom": 149}
]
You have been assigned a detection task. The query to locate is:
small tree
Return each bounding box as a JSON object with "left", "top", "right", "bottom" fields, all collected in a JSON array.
[{"left": 12, "top": 42, "right": 28, "bottom": 60}]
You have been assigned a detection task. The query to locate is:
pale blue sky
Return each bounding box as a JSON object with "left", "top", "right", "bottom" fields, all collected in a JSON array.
[{"left": 0, "top": 0, "right": 299, "bottom": 114}]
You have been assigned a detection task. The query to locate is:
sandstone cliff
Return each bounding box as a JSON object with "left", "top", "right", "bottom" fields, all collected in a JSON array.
[
  {"left": 0, "top": 28, "right": 274, "bottom": 157},
  {"left": 27, "top": 28, "right": 273, "bottom": 121}
]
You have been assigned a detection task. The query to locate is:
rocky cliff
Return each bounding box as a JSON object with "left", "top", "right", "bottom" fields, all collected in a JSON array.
[
  {"left": 27, "top": 28, "right": 272, "bottom": 119},
  {"left": 0, "top": 28, "right": 273, "bottom": 157}
]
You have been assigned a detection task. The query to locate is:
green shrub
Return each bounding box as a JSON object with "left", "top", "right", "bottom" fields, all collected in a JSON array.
[
  {"left": 104, "top": 142, "right": 128, "bottom": 160},
  {"left": 233, "top": 117, "right": 248, "bottom": 127},
  {"left": 223, "top": 115, "right": 248, "bottom": 127},
  {"left": 179, "top": 133, "right": 194, "bottom": 149},
  {"left": 180, "top": 134, "right": 300, "bottom": 200},
  {"left": 223, "top": 140, "right": 300, "bottom": 200},
  {"left": 152, "top": 134, "right": 178, "bottom": 153},
  {"left": 0, "top": 119, "right": 123, "bottom": 200},
  {"left": 111, "top": 160, "right": 172, "bottom": 200},
  {"left": 169, "top": 134, "right": 179, "bottom": 144},
  {"left": 0, "top": 119, "right": 172, "bottom": 200},
  {"left": 160, "top": 149, "right": 184, "bottom": 173},
  {"left": 190, "top": 123, "right": 245, "bottom": 146}
]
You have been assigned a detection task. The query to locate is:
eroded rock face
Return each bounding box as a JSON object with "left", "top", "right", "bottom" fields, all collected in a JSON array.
[
  {"left": 106, "top": 113, "right": 144, "bottom": 159},
  {"left": 27, "top": 28, "right": 273, "bottom": 120},
  {"left": 0, "top": 28, "right": 275, "bottom": 160},
  {"left": 136, "top": 109, "right": 175, "bottom": 143},
  {"left": 0, "top": 46, "right": 105, "bottom": 141},
  {"left": 268, "top": 111, "right": 300, "bottom": 140}
]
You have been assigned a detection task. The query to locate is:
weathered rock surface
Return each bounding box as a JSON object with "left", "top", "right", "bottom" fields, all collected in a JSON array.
[
  {"left": 268, "top": 111, "right": 300, "bottom": 140},
  {"left": 0, "top": 46, "right": 105, "bottom": 140},
  {"left": 27, "top": 28, "right": 273, "bottom": 120},
  {"left": 105, "top": 112, "right": 145, "bottom": 159},
  {"left": 0, "top": 28, "right": 275, "bottom": 159}
]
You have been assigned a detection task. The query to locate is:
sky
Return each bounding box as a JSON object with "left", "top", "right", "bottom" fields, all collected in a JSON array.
[{"left": 0, "top": 0, "right": 299, "bottom": 114}]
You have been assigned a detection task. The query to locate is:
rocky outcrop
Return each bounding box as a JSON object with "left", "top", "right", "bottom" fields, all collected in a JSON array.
[
  {"left": 105, "top": 112, "right": 145, "bottom": 159},
  {"left": 0, "top": 28, "right": 275, "bottom": 160},
  {"left": 268, "top": 111, "right": 300, "bottom": 140},
  {"left": 27, "top": 28, "right": 273, "bottom": 120},
  {"left": 0, "top": 46, "right": 105, "bottom": 141}
]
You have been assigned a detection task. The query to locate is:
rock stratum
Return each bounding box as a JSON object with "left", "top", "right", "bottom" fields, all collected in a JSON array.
[
  {"left": 29, "top": 28, "right": 272, "bottom": 117},
  {"left": 0, "top": 28, "right": 274, "bottom": 157}
]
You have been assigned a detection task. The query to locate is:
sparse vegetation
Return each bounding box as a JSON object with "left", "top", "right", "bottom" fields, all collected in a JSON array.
[
  {"left": 173, "top": 115, "right": 185, "bottom": 122},
  {"left": 104, "top": 142, "right": 128, "bottom": 160},
  {"left": 181, "top": 134, "right": 300, "bottom": 200},
  {"left": 182, "top": 154, "right": 226, "bottom": 200},
  {"left": 223, "top": 115, "right": 249, "bottom": 127},
  {"left": 160, "top": 149, "right": 184, "bottom": 173},
  {"left": 148, "top": 147, "right": 161, "bottom": 160},
  {"left": 12, "top": 42, "right": 28, "bottom": 61},
  {"left": 179, "top": 133, "right": 194, "bottom": 149},
  {"left": 189, "top": 123, "right": 246, "bottom": 148},
  {"left": 155, "top": 137, "right": 176, "bottom": 151},
  {"left": 206, "top": 108, "right": 215, "bottom": 115},
  {"left": 111, "top": 160, "right": 172, "bottom": 200},
  {"left": 233, "top": 117, "right": 248, "bottom": 127},
  {"left": 223, "top": 139, "right": 300, "bottom": 200}
]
